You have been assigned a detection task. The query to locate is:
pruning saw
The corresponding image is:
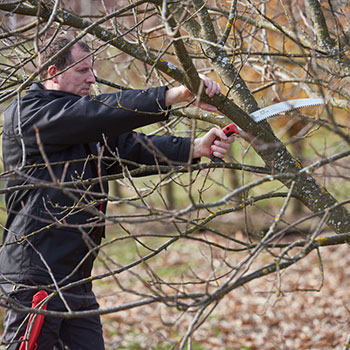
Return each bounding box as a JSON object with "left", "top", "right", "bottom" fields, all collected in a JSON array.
[{"left": 210, "top": 98, "right": 325, "bottom": 162}]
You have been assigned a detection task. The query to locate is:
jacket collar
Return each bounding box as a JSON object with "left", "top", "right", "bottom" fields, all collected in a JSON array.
[{"left": 29, "top": 82, "right": 81, "bottom": 98}]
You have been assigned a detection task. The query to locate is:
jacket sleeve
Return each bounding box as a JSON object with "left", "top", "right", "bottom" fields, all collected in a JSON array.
[
  {"left": 19, "top": 86, "right": 169, "bottom": 150},
  {"left": 113, "top": 132, "right": 193, "bottom": 167}
]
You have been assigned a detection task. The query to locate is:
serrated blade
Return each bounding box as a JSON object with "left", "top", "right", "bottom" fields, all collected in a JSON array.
[{"left": 250, "top": 98, "right": 325, "bottom": 123}]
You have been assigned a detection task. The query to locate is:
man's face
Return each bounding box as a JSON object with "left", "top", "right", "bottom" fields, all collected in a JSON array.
[{"left": 52, "top": 44, "right": 95, "bottom": 96}]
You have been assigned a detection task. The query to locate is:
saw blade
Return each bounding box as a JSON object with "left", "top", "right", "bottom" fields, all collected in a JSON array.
[{"left": 250, "top": 98, "right": 325, "bottom": 123}]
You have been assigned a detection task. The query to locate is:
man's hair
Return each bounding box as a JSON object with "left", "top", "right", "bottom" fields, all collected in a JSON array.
[{"left": 39, "top": 35, "right": 90, "bottom": 80}]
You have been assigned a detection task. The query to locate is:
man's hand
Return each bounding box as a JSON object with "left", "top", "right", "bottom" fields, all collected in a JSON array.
[
  {"left": 165, "top": 75, "right": 220, "bottom": 112},
  {"left": 164, "top": 75, "right": 234, "bottom": 160},
  {"left": 192, "top": 127, "right": 235, "bottom": 159}
]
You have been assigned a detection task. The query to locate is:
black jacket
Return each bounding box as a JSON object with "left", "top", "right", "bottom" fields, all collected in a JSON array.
[{"left": 1, "top": 83, "right": 192, "bottom": 286}]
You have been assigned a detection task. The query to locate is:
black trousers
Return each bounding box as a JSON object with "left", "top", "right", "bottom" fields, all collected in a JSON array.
[{"left": 1, "top": 283, "right": 105, "bottom": 350}]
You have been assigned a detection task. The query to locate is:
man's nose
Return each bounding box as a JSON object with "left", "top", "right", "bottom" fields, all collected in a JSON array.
[{"left": 87, "top": 70, "right": 96, "bottom": 84}]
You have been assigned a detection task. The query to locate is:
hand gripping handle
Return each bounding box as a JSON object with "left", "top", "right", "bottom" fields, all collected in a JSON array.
[{"left": 209, "top": 123, "right": 239, "bottom": 162}]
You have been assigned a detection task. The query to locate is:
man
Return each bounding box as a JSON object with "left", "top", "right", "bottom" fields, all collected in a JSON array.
[{"left": 0, "top": 35, "right": 234, "bottom": 349}]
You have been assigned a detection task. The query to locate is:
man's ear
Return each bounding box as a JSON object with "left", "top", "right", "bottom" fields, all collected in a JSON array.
[{"left": 47, "top": 65, "right": 59, "bottom": 83}]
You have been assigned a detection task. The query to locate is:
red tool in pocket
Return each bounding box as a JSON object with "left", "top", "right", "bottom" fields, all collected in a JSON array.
[
  {"left": 18, "top": 290, "right": 48, "bottom": 350},
  {"left": 209, "top": 123, "right": 239, "bottom": 162}
]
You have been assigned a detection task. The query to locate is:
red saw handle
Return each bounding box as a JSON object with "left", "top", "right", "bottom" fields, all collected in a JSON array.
[
  {"left": 209, "top": 123, "right": 239, "bottom": 162},
  {"left": 19, "top": 290, "right": 48, "bottom": 350}
]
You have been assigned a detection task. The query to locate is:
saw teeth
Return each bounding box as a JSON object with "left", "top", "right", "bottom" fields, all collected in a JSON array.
[
  {"left": 252, "top": 99, "right": 325, "bottom": 123},
  {"left": 256, "top": 105, "right": 320, "bottom": 122}
]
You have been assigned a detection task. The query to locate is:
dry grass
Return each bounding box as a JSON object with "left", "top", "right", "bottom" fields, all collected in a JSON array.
[{"left": 93, "top": 229, "right": 350, "bottom": 350}]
